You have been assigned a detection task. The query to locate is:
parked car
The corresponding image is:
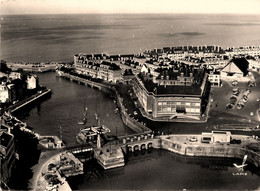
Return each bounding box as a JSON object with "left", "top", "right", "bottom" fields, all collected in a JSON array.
[
  {"left": 248, "top": 81, "right": 255, "bottom": 87},
  {"left": 232, "top": 80, "right": 238, "bottom": 86},
  {"left": 226, "top": 103, "right": 233, "bottom": 109},
  {"left": 236, "top": 104, "right": 244, "bottom": 110},
  {"left": 189, "top": 137, "right": 198, "bottom": 142}
]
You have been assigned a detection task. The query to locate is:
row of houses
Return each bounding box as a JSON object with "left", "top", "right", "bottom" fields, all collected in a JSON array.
[
  {"left": 74, "top": 59, "right": 122, "bottom": 83},
  {"left": 226, "top": 46, "right": 260, "bottom": 57},
  {"left": 145, "top": 45, "right": 260, "bottom": 58}
]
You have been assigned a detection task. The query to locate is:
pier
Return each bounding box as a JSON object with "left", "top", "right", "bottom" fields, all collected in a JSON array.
[
  {"left": 10, "top": 88, "right": 52, "bottom": 113},
  {"left": 159, "top": 134, "right": 260, "bottom": 167}
]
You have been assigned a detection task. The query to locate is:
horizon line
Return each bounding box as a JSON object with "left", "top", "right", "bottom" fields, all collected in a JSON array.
[{"left": 1, "top": 12, "right": 260, "bottom": 16}]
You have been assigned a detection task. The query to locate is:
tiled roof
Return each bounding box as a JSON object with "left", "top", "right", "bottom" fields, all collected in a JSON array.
[{"left": 137, "top": 72, "right": 204, "bottom": 96}]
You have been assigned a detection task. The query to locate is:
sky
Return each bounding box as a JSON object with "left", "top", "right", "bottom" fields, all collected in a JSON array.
[{"left": 1, "top": 0, "right": 260, "bottom": 15}]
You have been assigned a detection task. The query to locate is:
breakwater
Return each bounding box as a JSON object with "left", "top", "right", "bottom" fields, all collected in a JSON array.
[
  {"left": 159, "top": 134, "right": 260, "bottom": 167},
  {"left": 6, "top": 62, "right": 57, "bottom": 73}
]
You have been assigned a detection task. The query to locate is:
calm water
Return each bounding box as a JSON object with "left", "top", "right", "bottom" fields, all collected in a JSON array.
[
  {"left": 71, "top": 150, "right": 260, "bottom": 190},
  {"left": 2, "top": 14, "right": 260, "bottom": 190},
  {"left": 15, "top": 73, "right": 134, "bottom": 146},
  {"left": 2, "top": 14, "right": 260, "bottom": 62}
]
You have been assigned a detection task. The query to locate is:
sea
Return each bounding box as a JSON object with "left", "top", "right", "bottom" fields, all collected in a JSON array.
[
  {"left": 2, "top": 14, "right": 260, "bottom": 62},
  {"left": 1, "top": 14, "right": 260, "bottom": 190}
]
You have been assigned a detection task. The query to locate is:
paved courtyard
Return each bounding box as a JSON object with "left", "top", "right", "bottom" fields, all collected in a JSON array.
[{"left": 211, "top": 71, "right": 260, "bottom": 124}]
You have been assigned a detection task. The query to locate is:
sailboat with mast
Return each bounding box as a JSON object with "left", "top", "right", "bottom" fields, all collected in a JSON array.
[{"left": 78, "top": 104, "right": 88, "bottom": 125}]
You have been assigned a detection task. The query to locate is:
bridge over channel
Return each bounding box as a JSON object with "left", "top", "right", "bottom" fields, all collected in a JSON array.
[
  {"left": 64, "top": 132, "right": 155, "bottom": 156},
  {"left": 118, "top": 132, "right": 155, "bottom": 152},
  {"left": 65, "top": 143, "right": 94, "bottom": 154}
]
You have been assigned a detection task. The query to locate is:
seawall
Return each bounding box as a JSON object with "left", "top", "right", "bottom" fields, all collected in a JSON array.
[{"left": 158, "top": 134, "right": 260, "bottom": 168}]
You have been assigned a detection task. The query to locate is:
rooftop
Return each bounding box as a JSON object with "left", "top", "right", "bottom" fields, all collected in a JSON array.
[
  {"left": 137, "top": 71, "right": 205, "bottom": 96},
  {"left": 230, "top": 57, "right": 249, "bottom": 75}
]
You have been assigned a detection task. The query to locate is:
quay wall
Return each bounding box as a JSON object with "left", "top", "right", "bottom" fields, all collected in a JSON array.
[
  {"left": 59, "top": 72, "right": 151, "bottom": 134},
  {"left": 159, "top": 135, "right": 260, "bottom": 167},
  {"left": 112, "top": 87, "right": 151, "bottom": 134}
]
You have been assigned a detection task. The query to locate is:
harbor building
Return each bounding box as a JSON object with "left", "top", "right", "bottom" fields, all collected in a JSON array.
[
  {"left": 132, "top": 64, "right": 210, "bottom": 120},
  {"left": 201, "top": 131, "right": 231, "bottom": 143},
  {"left": 0, "top": 130, "right": 17, "bottom": 185}
]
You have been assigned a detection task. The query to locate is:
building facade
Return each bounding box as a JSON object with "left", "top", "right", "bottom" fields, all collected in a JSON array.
[
  {"left": 132, "top": 67, "right": 210, "bottom": 120},
  {"left": 26, "top": 74, "right": 38, "bottom": 90},
  {"left": 0, "top": 130, "right": 16, "bottom": 185},
  {"left": 74, "top": 54, "right": 122, "bottom": 83},
  {"left": 208, "top": 71, "right": 221, "bottom": 87},
  {"left": 226, "top": 46, "right": 260, "bottom": 57}
]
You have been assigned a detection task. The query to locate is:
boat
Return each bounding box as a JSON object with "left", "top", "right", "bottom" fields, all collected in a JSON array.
[
  {"left": 114, "top": 108, "right": 119, "bottom": 114},
  {"left": 78, "top": 106, "right": 88, "bottom": 125}
]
